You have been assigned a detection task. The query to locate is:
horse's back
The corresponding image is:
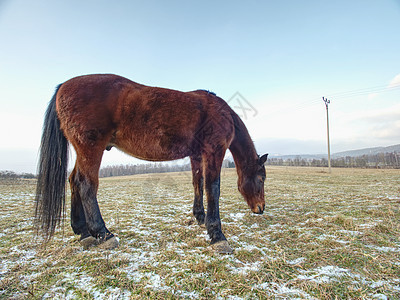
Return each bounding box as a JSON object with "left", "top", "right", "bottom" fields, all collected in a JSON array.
[{"left": 56, "top": 74, "right": 140, "bottom": 117}]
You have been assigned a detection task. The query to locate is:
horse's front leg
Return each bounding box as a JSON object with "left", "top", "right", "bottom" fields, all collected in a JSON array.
[
  {"left": 204, "top": 152, "right": 233, "bottom": 254},
  {"left": 190, "top": 155, "right": 205, "bottom": 226}
]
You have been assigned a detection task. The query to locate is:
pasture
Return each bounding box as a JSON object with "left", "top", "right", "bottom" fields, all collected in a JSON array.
[{"left": 0, "top": 166, "right": 399, "bottom": 299}]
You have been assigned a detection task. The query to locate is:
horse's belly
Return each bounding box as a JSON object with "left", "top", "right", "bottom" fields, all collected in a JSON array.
[{"left": 115, "top": 131, "right": 193, "bottom": 162}]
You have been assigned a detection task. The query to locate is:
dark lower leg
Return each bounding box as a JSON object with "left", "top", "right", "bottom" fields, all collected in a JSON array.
[
  {"left": 71, "top": 190, "right": 91, "bottom": 239},
  {"left": 70, "top": 168, "right": 90, "bottom": 239},
  {"left": 191, "top": 156, "right": 205, "bottom": 225},
  {"left": 77, "top": 171, "right": 112, "bottom": 241},
  {"left": 205, "top": 175, "right": 226, "bottom": 244},
  {"left": 193, "top": 179, "right": 205, "bottom": 225}
]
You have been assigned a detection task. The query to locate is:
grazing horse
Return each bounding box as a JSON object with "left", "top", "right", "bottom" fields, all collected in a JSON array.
[{"left": 34, "top": 74, "right": 268, "bottom": 253}]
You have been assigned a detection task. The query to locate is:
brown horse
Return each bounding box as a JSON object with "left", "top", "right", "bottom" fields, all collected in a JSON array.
[{"left": 35, "top": 74, "right": 268, "bottom": 253}]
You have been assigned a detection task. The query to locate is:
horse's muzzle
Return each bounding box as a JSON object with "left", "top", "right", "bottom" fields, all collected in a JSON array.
[{"left": 252, "top": 204, "right": 265, "bottom": 214}]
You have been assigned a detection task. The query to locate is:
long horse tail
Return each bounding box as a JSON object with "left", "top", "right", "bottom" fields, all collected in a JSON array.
[{"left": 35, "top": 84, "right": 69, "bottom": 239}]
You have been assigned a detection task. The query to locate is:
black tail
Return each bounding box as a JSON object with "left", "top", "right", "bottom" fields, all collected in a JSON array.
[{"left": 35, "top": 84, "right": 69, "bottom": 239}]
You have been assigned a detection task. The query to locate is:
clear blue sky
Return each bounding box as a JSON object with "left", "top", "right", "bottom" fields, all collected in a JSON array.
[{"left": 1, "top": 0, "right": 400, "bottom": 173}]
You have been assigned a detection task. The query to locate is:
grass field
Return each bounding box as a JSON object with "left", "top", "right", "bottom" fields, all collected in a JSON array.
[{"left": 0, "top": 166, "right": 399, "bottom": 299}]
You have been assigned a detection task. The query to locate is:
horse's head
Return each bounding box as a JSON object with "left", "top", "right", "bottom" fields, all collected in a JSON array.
[{"left": 238, "top": 153, "right": 268, "bottom": 214}]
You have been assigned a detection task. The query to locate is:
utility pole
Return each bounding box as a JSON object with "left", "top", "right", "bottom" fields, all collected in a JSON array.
[{"left": 322, "top": 97, "right": 331, "bottom": 173}]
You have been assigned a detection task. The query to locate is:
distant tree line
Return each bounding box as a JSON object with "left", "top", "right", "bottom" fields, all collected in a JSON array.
[
  {"left": 0, "top": 170, "right": 36, "bottom": 179},
  {"left": 99, "top": 159, "right": 232, "bottom": 178},
  {"left": 266, "top": 152, "right": 400, "bottom": 169},
  {"left": 99, "top": 162, "right": 190, "bottom": 178}
]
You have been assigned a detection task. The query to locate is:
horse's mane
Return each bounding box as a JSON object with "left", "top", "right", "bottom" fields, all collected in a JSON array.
[
  {"left": 195, "top": 89, "right": 217, "bottom": 96},
  {"left": 228, "top": 110, "right": 258, "bottom": 173}
]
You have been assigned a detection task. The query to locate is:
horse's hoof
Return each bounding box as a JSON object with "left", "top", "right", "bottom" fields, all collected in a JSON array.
[
  {"left": 80, "top": 236, "right": 98, "bottom": 249},
  {"left": 188, "top": 216, "right": 206, "bottom": 228},
  {"left": 98, "top": 236, "right": 119, "bottom": 250},
  {"left": 211, "top": 240, "right": 233, "bottom": 254}
]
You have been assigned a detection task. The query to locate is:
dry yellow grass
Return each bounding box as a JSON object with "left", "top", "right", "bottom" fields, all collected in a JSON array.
[{"left": 0, "top": 167, "right": 399, "bottom": 299}]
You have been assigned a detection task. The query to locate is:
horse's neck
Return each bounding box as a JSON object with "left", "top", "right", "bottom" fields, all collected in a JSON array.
[{"left": 229, "top": 113, "right": 258, "bottom": 178}]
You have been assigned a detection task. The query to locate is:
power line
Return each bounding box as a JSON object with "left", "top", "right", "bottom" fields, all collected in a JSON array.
[
  {"left": 330, "top": 83, "right": 400, "bottom": 100},
  {"left": 260, "top": 82, "right": 400, "bottom": 117}
]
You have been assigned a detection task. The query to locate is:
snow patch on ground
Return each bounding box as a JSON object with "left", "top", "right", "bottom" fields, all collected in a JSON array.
[
  {"left": 298, "top": 266, "right": 351, "bottom": 283},
  {"left": 287, "top": 257, "right": 306, "bottom": 265},
  {"left": 256, "top": 281, "right": 316, "bottom": 299},
  {"left": 366, "top": 244, "right": 400, "bottom": 253}
]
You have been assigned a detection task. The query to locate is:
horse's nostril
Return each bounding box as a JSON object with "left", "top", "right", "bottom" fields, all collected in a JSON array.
[{"left": 257, "top": 204, "right": 264, "bottom": 214}]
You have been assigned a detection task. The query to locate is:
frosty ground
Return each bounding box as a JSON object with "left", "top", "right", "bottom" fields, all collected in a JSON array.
[{"left": 0, "top": 167, "right": 399, "bottom": 299}]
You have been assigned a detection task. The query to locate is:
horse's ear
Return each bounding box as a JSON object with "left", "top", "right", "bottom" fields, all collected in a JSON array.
[{"left": 258, "top": 153, "right": 268, "bottom": 165}]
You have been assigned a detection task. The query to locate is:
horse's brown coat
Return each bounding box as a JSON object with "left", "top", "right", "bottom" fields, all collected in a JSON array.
[{"left": 36, "top": 74, "right": 267, "bottom": 250}]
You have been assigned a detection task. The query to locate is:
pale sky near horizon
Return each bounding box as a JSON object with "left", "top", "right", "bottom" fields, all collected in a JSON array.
[{"left": 1, "top": 0, "right": 400, "bottom": 173}]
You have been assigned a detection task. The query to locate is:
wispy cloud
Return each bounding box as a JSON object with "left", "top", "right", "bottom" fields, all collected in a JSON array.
[
  {"left": 359, "top": 104, "right": 400, "bottom": 142},
  {"left": 371, "top": 120, "right": 400, "bottom": 139},
  {"left": 355, "top": 103, "right": 400, "bottom": 123},
  {"left": 333, "top": 102, "right": 400, "bottom": 149},
  {"left": 388, "top": 73, "right": 400, "bottom": 88},
  {"left": 367, "top": 92, "right": 379, "bottom": 100}
]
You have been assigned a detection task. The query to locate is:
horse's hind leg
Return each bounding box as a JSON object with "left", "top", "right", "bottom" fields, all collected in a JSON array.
[
  {"left": 69, "top": 165, "right": 89, "bottom": 237},
  {"left": 73, "top": 150, "right": 118, "bottom": 249},
  {"left": 69, "top": 165, "right": 97, "bottom": 248},
  {"left": 190, "top": 155, "right": 205, "bottom": 226}
]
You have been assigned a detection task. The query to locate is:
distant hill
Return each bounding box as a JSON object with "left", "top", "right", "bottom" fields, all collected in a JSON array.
[
  {"left": 265, "top": 144, "right": 400, "bottom": 168},
  {"left": 332, "top": 144, "right": 400, "bottom": 158},
  {"left": 267, "top": 144, "right": 400, "bottom": 160}
]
